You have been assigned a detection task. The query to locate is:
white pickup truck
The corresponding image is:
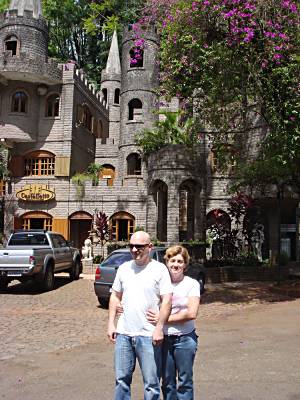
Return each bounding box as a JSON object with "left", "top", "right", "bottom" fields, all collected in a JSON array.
[{"left": 0, "top": 230, "right": 82, "bottom": 292}]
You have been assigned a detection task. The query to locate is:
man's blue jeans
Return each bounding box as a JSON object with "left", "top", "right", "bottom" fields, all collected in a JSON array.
[
  {"left": 162, "top": 330, "right": 198, "bottom": 400},
  {"left": 114, "top": 334, "right": 162, "bottom": 400}
]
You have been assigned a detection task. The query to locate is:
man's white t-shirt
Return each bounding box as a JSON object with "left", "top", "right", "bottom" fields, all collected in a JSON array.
[
  {"left": 112, "top": 259, "right": 173, "bottom": 336},
  {"left": 164, "top": 276, "right": 200, "bottom": 336}
]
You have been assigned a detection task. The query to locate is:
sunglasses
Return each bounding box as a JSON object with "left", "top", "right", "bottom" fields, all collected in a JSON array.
[{"left": 129, "top": 243, "right": 150, "bottom": 250}]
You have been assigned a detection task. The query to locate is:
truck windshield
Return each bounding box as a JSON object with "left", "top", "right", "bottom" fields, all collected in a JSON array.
[{"left": 8, "top": 233, "right": 49, "bottom": 246}]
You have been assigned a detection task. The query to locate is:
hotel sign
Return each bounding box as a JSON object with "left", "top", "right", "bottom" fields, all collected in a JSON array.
[{"left": 16, "top": 184, "right": 55, "bottom": 202}]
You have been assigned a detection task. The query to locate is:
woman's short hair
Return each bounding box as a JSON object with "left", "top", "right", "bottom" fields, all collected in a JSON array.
[{"left": 164, "top": 245, "right": 190, "bottom": 266}]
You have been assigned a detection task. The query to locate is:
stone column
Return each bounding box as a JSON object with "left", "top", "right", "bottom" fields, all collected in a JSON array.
[
  {"left": 146, "top": 191, "right": 157, "bottom": 240},
  {"left": 167, "top": 185, "right": 179, "bottom": 244},
  {"left": 194, "top": 184, "right": 206, "bottom": 241}
]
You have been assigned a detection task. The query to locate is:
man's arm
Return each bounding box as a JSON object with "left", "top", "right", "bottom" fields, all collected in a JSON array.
[
  {"left": 152, "top": 293, "right": 172, "bottom": 345},
  {"left": 147, "top": 296, "right": 200, "bottom": 325},
  {"left": 107, "top": 290, "right": 122, "bottom": 343}
]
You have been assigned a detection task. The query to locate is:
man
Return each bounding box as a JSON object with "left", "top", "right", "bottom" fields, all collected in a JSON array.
[{"left": 107, "top": 231, "right": 172, "bottom": 400}]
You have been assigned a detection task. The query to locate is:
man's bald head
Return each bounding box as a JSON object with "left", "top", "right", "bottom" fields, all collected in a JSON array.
[
  {"left": 129, "top": 231, "right": 152, "bottom": 266},
  {"left": 130, "top": 231, "right": 151, "bottom": 245}
]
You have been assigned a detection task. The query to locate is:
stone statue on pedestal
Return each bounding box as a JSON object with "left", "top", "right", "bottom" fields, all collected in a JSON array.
[
  {"left": 251, "top": 223, "right": 264, "bottom": 262},
  {"left": 81, "top": 238, "right": 93, "bottom": 260}
]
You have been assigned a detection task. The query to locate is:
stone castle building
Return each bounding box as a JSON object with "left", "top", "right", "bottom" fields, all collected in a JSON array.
[{"left": 0, "top": 0, "right": 299, "bottom": 261}]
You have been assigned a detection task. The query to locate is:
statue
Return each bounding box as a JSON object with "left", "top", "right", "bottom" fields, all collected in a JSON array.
[
  {"left": 251, "top": 223, "right": 264, "bottom": 262},
  {"left": 81, "top": 238, "right": 93, "bottom": 260}
]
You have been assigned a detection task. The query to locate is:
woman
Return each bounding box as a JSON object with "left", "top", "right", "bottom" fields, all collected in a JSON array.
[{"left": 146, "top": 245, "right": 200, "bottom": 400}]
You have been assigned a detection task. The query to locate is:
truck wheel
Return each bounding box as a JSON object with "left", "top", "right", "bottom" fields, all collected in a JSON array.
[
  {"left": 41, "top": 266, "right": 54, "bottom": 291},
  {"left": 69, "top": 259, "right": 80, "bottom": 281},
  {"left": 0, "top": 278, "right": 9, "bottom": 292}
]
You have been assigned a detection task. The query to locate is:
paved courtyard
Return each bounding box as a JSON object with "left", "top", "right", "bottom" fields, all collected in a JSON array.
[{"left": 0, "top": 276, "right": 299, "bottom": 399}]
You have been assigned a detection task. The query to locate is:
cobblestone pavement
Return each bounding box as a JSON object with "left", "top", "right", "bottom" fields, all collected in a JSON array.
[
  {"left": 0, "top": 276, "right": 106, "bottom": 361},
  {"left": 0, "top": 275, "right": 294, "bottom": 361}
]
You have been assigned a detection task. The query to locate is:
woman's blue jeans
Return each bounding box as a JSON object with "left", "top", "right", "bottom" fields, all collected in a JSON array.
[
  {"left": 114, "top": 334, "right": 162, "bottom": 400},
  {"left": 162, "top": 330, "right": 198, "bottom": 400}
]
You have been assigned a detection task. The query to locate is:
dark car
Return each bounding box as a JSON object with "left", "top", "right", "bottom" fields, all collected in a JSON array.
[{"left": 94, "top": 247, "right": 205, "bottom": 308}]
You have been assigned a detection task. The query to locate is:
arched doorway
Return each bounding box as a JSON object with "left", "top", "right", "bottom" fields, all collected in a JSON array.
[
  {"left": 206, "top": 209, "right": 231, "bottom": 259},
  {"left": 109, "top": 212, "right": 135, "bottom": 241},
  {"left": 69, "top": 211, "right": 93, "bottom": 250},
  {"left": 19, "top": 211, "right": 53, "bottom": 230}
]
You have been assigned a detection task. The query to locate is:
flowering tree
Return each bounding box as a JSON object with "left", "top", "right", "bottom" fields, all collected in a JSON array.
[{"left": 134, "top": 0, "right": 300, "bottom": 189}]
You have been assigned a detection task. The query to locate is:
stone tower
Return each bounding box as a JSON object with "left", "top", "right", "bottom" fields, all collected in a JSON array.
[
  {"left": 118, "top": 26, "right": 160, "bottom": 178},
  {"left": 0, "top": 0, "right": 61, "bottom": 85},
  {"left": 1, "top": 0, "right": 47, "bottom": 60},
  {"left": 100, "top": 30, "right": 121, "bottom": 144}
]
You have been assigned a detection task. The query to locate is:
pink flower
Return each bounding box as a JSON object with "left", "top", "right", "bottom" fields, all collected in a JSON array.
[{"left": 264, "top": 31, "right": 276, "bottom": 38}]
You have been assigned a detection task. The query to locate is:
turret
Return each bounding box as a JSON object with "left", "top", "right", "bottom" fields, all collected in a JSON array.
[
  {"left": 0, "top": 0, "right": 61, "bottom": 85},
  {"left": 119, "top": 26, "right": 159, "bottom": 147},
  {"left": 100, "top": 30, "right": 121, "bottom": 144},
  {"left": 8, "top": 0, "right": 42, "bottom": 19}
]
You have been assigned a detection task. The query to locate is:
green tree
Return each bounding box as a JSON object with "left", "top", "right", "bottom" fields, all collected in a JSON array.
[
  {"left": 42, "top": 0, "right": 106, "bottom": 86},
  {"left": 0, "top": 0, "right": 9, "bottom": 13},
  {"left": 135, "top": 111, "right": 199, "bottom": 157},
  {"left": 136, "top": 0, "right": 300, "bottom": 191},
  {"left": 43, "top": 0, "right": 144, "bottom": 85}
]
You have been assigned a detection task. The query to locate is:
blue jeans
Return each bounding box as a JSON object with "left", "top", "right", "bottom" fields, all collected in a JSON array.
[
  {"left": 114, "top": 334, "right": 162, "bottom": 400},
  {"left": 162, "top": 330, "right": 198, "bottom": 400}
]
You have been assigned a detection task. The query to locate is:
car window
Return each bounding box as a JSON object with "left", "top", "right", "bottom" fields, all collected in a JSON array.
[
  {"left": 51, "top": 235, "right": 61, "bottom": 248},
  {"left": 9, "top": 233, "right": 49, "bottom": 246},
  {"left": 101, "top": 252, "right": 133, "bottom": 267},
  {"left": 58, "top": 235, "right": 67, "bottom": 247}
]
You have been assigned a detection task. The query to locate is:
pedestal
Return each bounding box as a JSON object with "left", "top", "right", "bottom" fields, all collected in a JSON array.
[{"left": 81, "top": 258, "right": 95, "bottom": 274}]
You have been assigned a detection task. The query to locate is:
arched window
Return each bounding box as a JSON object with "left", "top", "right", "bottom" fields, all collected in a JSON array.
[
  {"left": 5, "top": 35, "right": 19, "bottom": 56},
  {"left": 97, "top": 120, "right": 103, "bottom": 138},
  {"left": 109, "top": 211, "right": 135, "bottom": 241},
  {"left": 114, "top": 88, "right": 120, "bottom": 104},
  {"left": 11, "top": 91, "right": 28, "bottom": 113},
  {"left": 102, "top": 88, "right": 107, "bottom": 105},
  {"left": 24, "top": 150, "right": 55, "bottom": 176},
  {"left": 100, "top": 164, "right": 115, "bottom": 186},
  {"left": 129, "top": 47, "right": 144, "bottom": 68},
  {"left": 45, "top": 94, "right": 60, "bottom": 117},
  {"left": 128, "top": 98, "right": 142, "bottom": 121},
  {"left": 82, "top": 105, "right": 92, "bottom": 131},
  {"left": 127, "top": 153, "right": 141, "bottom": 175},
  {"left": 0, "top": 180, "right": 5, "bottom": 197},
  {"left": 21, "top": 211, "right": 53, "bottom": 231}
]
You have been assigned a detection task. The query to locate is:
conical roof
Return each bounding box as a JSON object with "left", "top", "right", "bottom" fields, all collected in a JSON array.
[
  {"left": 9, "top": 0, "right": 42, "bottom": 18},
  {"left": 105, "top": 30, "right": 121, "bottom": 76}
]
